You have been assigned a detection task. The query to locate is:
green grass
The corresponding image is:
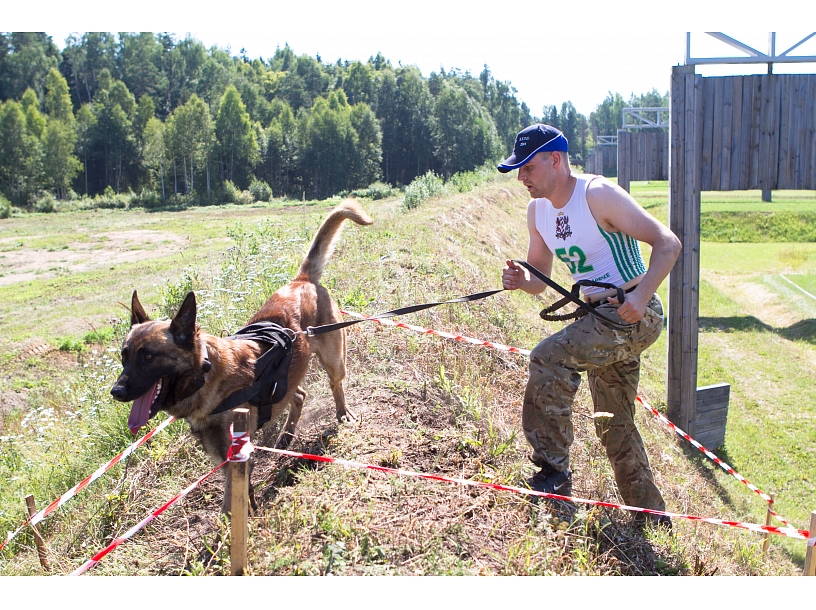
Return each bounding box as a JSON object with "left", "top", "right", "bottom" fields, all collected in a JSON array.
[
  {"left": 701, "top": 189, "right": 816, "bottom": 212},
  {"left": 781, "top": 272, "right": 816, "bottom": 296},
  {"left": 701, "top": 242, "right": 816, "bottom": 274},
  {"left": 629, "top": 182, "right": 816, "bottom": 212},
  {"left": 628, "top": 182, "right": 816, "bottom": 242},
  {"left": 701, "top": 212, "right": 816, "bottom": 242}
]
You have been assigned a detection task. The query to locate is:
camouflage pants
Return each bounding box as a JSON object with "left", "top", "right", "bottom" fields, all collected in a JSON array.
[{"left": 522, "top": 293, "right": 666, "bottom": 511}]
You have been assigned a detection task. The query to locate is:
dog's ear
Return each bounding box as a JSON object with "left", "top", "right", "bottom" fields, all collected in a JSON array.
[
  {"left": 170, "top": 291, "right": 197, "bottom": 348},
  {"left": 131, "top": 291, "right": 151, "bottom": 326}
]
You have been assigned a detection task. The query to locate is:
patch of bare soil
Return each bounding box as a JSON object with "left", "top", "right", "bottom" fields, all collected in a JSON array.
[
  {"left": 0, "top": 230, "right": 187, "bottom": 286},
  {"left": 0, "top": 389, "right": 28, "bottom": 418},
  {"left": 706, "top": 271, "right": 803, "bottom": 329},
  {"left": 0, "top": 340, "right": 81, "bottom": 432}
]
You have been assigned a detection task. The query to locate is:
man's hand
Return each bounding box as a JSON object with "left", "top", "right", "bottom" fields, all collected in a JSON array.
[
  {"left": 502, "top": 260, "right": 525, "bottom": 290},
  {"left": 608, "top": 288, "right": 649, "bottom": 324}
]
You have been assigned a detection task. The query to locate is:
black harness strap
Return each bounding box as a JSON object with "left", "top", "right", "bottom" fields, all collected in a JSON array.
[
  {"left": 210, "top": 322, "right": 294, "bottom": 427},
  {"left": 304, "top": 289, "right": 505, "bottom": 336},
  {"left": 511, "top": 259, "right": 635, "bottom": 330}
]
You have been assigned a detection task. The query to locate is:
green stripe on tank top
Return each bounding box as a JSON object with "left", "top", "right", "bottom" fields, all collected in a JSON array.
[
  {"left": 597, "top": 225, "right": 633, "bottom": 282},
  {"left": 625, "top": 235, "right": 647, "bottom": 276},
  {"left": 610, "top": 230, "right": 638, "bottom": 280}
]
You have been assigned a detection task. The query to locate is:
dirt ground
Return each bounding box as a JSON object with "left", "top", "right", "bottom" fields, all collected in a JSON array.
[{"left": 0, "top": 230, "right": 187, "bottom": 286}]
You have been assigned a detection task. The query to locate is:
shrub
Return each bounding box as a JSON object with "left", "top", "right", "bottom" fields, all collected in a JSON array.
[
  {"left": 0, "top": 193, "right": 11, "bottom": 219},
  {"left": 33, "top": 193, "right": 57, "bottom": 213},
  {"left": 249, "top": 179, "right": 273, "bottom": 202},
  {"left": 92, "top": 187, "right": 130, "bottom": 209},
  {"left": 448, "top": 164, "right": 498, "bottom": 193},
  {"left": 402, "top": 171, "right": 447, "bottom": 210},
  {"left": 224, "top": 180, "right": 254, "bottom": 205},
  {"left": 130, "top": 189, "right": 163, "bottom": 209},
  {"left": 350, "top": 181, "right": 401, "bottom": 201}
]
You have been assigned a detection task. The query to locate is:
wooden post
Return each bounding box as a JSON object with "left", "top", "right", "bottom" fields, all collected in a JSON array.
[
  {"left": 762, "top": 492, "right": 775, "bottom": 561},
  {"left": 805, "top": 511, "right": 816, "bottom": 576},
  {"left": 617, "top": 130, "right": 630, "bottom": 192},
  {"left": 230, "top": 408, "right": 249, "bottom": 576},
  {"left": 24, "top": 495, "right": 50, "bottom": 572},
  {"left": 668, "top": 64, "right": 703, "bottom": 435}
]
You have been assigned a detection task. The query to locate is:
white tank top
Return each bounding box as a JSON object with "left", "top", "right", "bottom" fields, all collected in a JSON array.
[{"left": 534, "top": 174, "right": 646, "bottom": 297}]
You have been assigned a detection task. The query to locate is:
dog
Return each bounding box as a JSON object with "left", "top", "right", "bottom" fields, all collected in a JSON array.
[{"left": 110, "top": 199, "right": 373, "bottom": 509}]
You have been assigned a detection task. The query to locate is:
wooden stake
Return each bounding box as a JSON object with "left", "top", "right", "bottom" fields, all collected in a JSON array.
[
  {"left": 24, "top": 495, "right": 50, "bottom": 572},
  {"left": 805, "top": 511, "right": 816, "bottom": 576},
  {"left": 229, "top": 408, "right": 249, "bottom": 576},
  {"left": 762, "top": 492, "right": 775, "bottom": 561}
]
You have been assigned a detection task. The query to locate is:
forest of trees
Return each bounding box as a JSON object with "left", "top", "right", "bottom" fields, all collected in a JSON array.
[{"left": 0, "top": 32, "right": 668, "bottom": 209}]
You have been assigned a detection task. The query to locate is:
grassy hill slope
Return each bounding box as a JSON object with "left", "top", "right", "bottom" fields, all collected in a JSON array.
[{"left": 0, "top": 180, "right": 812, "bottom": 575}]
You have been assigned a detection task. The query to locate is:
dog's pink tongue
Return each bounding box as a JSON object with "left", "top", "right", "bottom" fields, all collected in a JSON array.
[{"left": 128, "top": 382, "right": 158, "bottom": 435}]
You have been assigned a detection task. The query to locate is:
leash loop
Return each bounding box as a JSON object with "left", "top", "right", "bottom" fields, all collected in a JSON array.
[{"left": 510, "top": 259, "right": 636, "bottom": 330}]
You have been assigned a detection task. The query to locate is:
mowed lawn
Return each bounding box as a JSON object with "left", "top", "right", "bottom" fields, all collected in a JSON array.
[{"left": 781, "top": 272, "right": 816, "bottom": 298}]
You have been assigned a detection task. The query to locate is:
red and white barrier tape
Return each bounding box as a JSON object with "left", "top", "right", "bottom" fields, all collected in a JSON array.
[
  {"left": 340, "top": 309, "right": 531, "bottom": 356},
  {"left": 634, "top": 396, "right": 790, "bottom": 528},
  {"left": 340, "top": 309, "right": 794, "bottom": 528},
  {"left": 254, "top": 444, "right": 810, "bottom": 541},
  {"left": 228, "top": 426, "right": 253, "bottom": 462},
  {"left": 6, "top": 309, "right": 806, "bottom": 569},
  {"left": 71, "top": 429, "right": 250, "bottom": 575},
  {"left": 0, "top": 415, "right": 176, "bottom": 553},
  {"left": 70, "top": 459, "right": 225, "bottom": 576}
]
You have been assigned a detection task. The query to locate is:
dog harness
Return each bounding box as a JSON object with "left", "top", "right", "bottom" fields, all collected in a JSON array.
[{"left": 210, "top": 322, "right": 295, "bottom": 427}]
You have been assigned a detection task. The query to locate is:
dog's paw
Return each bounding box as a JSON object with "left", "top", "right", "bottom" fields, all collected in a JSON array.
[{"left": 338, "top": 408, "right": 358, "bottom": 424}]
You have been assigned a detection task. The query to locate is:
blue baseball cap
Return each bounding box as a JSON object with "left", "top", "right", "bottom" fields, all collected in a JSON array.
[{"left": 497, "top": 124, "right": 569, "bottom": 173}]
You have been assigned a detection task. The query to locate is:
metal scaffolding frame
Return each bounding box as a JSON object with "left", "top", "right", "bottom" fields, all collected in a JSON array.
[
  {"left": 685, "top": 32, "right": 816, "bottom": 67},
  {"left": 622, "top": 107, "right": 670, "bottom": 130}
]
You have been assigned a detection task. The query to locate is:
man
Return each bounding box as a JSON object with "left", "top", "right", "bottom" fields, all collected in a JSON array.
[{"left": 498, "top": 124, "right": 681, "bottom": 523}]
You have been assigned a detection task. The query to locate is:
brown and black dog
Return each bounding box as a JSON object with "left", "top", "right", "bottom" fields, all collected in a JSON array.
[{"left": 111, "top": 199, "right": 373, "bottom": 509}]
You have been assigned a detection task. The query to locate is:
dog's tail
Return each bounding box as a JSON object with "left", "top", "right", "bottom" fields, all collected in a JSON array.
[{"left": 297, "top": 199, "right": 373, "bottom": 283}]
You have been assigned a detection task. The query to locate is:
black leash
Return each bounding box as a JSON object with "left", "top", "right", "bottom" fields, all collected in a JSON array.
[
  {"left": 304, "top": 289, "right": 505, "bottom": 336},
  {"left": 207, "top": 262, "right": 633, "bottom": 422},
  {"left": 305, "top": 260, "right": 635, "bottom": 336},
  {"left": 510, "top": 259, "right": 636, "bottom": 330}
]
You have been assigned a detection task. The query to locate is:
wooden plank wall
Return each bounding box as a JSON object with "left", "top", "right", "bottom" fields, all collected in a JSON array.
[
  {"left": 699, "top": 74, "right": 816, "bottom": 191},
  {"left": 668, "top": 65, "right": 703, "bottom": 435},
  {"left": 695, "top": 384, "right": 730, "bottom": 449},
  {"left": 585, "top": 147, "right": 604, "bottom": 175},
  {"left": 617, "top": 129, "right": 669, "bottom": 193},
  {"left": 586, "top": 146, "right": 618, "bottom": 177},
  {"left": 668, "top": 71, "right": 815, "bottom": 436}
]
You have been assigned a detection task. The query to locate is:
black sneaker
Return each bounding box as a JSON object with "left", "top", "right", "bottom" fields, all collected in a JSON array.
[
  {"left": 526, "top": 466, "right": 572, "bottom": 495},
  {"left": 634, "top": 512, "right": 673, "bottom": 532}
]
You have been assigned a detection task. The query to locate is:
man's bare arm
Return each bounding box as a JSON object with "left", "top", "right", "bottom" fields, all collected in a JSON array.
[
  {"left": 502, "top": 200, "right": 553, "bottom": 295},
  {"left": 586, "top": 179, "right": 681, "bottom": 322}
]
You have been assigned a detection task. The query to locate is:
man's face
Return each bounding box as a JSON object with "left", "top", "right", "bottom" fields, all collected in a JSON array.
[{"left": 517, "top": 152, "right": 557, "bottom": 199}]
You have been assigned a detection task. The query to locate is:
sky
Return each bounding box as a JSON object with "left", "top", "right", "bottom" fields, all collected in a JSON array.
[{"left": 8, "top": 1, "right": 816, "bottom": 118}]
